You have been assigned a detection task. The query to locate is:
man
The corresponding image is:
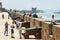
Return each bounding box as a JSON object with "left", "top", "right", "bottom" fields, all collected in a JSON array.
[
  {"left": 15, "top": 17, "right": 20, "bottom": 29},
  {"left": 51, "top": 15, "right": 56, "bottom": 25},
  {"left": 19, "top": 19, "right": 24, "bottom": 39},
  {"left": 49, "top": 15, "right": 57, "bottom": 35}
]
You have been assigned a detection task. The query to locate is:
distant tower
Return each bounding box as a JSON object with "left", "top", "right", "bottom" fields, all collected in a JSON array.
[
  {"left": 0, "top": 2, "right": 2, "bottom": 12},
  {"left": 32, "top": 8, "right": 37, "bottom": 13},
  {"left": 0, "top": 2, "right": 2, "bottom": 8}
]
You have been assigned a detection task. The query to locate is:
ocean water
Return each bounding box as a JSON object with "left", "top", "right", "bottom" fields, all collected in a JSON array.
[{"left": 37, "top": 12, "right": 60, "bottom": 20}]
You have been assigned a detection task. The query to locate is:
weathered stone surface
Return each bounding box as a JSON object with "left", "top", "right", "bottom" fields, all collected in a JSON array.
[
  {"left": 53, "top": 25, "right": 60, "bottom": 40},
  {"left": 24, "top": 15, "right": 27, "bottom": 22},
  {"left": 42, "top": 21, "right": 51, "bottom": 40},
  {"left": 30, "top": 17, "right": 35, "bottom": 28}
]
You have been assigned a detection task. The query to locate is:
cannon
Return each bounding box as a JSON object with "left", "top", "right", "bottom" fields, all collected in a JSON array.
[{"left": 22, "top": 27, "right": 42, "bottom": 39}]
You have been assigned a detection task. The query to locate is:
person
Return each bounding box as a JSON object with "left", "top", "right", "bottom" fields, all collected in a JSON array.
[
  {"left": 18, "top": 19, "right": 24, "bottom": 39},
  {"left": 2, "top": 14, "right": 4, "bottom": 19},
  {"left": 32, "top": 13, "right": 38, "bottom": 18},
  {"left": 8, "top": 15, "right": 9, "bottom": 19},
  {"left": 15, "top": 20, "right": 19, "bottom": 29},
  {"left": 29, "top": 13, "right": 32, "bottom": 17},
  {"left": 51, "top": 15, "right": 57, "bottom": 25},
  {"left": 49, "top": 15, "right": 57, "bottom": 35},
  {"left": 4, "top": 22, "right": 9, "bottom": 36},
  {"left": 11, "top": 22, "right": 15, "bottom": 38},
  {"left": 23, "top": 14, "right": 26, "bottom": 19},
  {"left": 15, "top": 17, "right": 21, "bottom": 29}
]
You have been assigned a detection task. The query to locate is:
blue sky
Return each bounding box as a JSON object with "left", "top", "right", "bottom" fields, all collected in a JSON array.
[{"left": 0, "top": 0, "right": 60, "bottom": 11}]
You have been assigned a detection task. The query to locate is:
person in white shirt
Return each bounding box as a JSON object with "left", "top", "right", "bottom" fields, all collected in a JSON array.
[
  {"left": 4, "top": 22, "right": 9, "bottom": 36},
  {"left": 18, "top": 19, "right": 24, "bottom": 39},
  {"left": 2, "top": 14, "right": 4, "bottom": 19},
  {"left": 51, "top": 15, "right": 57, "bottom": 25},
  {"left": 49, "top": 15, "right": 57, "bottom": 35}
]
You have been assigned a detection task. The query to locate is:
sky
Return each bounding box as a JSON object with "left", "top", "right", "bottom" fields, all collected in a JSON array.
[{"left": 0, "top": 0, "right": 60, "bottom": 11}]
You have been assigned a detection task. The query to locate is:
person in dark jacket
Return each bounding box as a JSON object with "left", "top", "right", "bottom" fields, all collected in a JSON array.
[
  {"left": 32, "top": 13, "right": 38, "bottom": 18},
  {"left": 4, "top": 22, "right": 9, "bottom": 36}
]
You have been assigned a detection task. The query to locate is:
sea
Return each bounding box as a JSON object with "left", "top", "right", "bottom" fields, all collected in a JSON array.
[{"left": 36, "top": 12, "right": 60, "bottom": 21}]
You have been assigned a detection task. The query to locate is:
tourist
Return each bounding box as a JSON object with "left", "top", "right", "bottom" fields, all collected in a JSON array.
[
  {"left": 29, "top": 13, "right": 32, "bottom": 17},
  {"left": 51, "top": 15, "right": 57, "bottom": 25},
  {"left": 4, "top": 22, "right": 9, "bottom": 36},
  {"left": 32, "top": 13, "right": 38, "bottom": 18},
  {"left": 2, "top": 14, "right": 4, "bottom": 19},
  {"left": 23, "top": 14, "right": 26, "bottom": 19},
  {"left": 11, "top": 22, "right": 15, "bottom": 38},
  {"left": 49, "top": 15, "right": 57, "bottom": 35},
  {"left": 15, "top": 19, "right": 19, "bottom": 29},
  {"left": 15, "top": 17, "right": 21, "bottom": 29},
  {"left": 19, "top": 19, "right": 24, "bottom": 39}
]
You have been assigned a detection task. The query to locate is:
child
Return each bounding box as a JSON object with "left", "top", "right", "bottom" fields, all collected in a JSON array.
[
  {"left": 15, "top": 20, "right": 19, "bottom": 29},
  {"left": 11, "top": 22, "right": 15, "bottom": 38}
]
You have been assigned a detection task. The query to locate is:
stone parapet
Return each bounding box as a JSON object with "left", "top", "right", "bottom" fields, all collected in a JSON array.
[
  {"left": 53, "top": 25, "right": 60, "bottom": 40},
  {"left": 9, "top": 11, "right": 60, "bottom": 40}
]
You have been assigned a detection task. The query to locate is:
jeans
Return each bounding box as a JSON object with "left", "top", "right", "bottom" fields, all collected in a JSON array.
[{"left": 4, "top": 28, "right": 8, "bottom": 36}]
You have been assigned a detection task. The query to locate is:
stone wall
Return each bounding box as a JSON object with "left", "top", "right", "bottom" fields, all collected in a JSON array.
[
  {"left": 9, "top": 11, "right": 60, "bottom": 40},
  {"left": 53, "top": 25, "right": 60, "bottom": 40}
]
